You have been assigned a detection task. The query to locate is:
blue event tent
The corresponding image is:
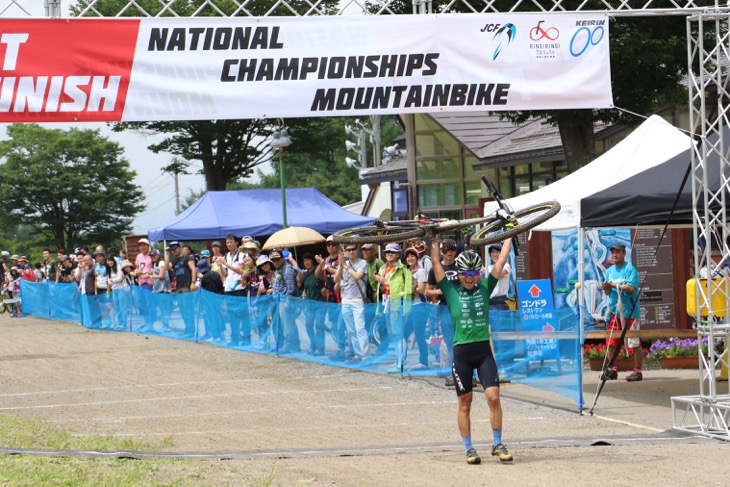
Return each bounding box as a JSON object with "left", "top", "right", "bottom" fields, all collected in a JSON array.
[{"left": 147, "top": 188, "right": 376, "bottom": 242}]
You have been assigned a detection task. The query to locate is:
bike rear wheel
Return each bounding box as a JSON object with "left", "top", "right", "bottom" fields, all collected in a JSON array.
[
  {"left": 332, "top": 221, "right": 426, "bottom": 244},
  {"left": 469, "top": 201, "right": 561, "bottom": 245}
]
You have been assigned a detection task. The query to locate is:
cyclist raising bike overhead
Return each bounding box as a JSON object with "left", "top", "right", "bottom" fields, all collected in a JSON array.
[{"left": 431, "top": 237, "right": 514, "bottom": 465}]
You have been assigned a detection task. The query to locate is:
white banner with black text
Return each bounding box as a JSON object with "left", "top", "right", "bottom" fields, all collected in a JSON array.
[{"left": 0, "top": 13, "right": 611, "bottom": 122}]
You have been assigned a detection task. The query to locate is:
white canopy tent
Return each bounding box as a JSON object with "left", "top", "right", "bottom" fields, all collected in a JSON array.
[
  {"left": 481, "top": 115, "right": 694, "bottom": 352},
  {"left": 483, "top": 115, "right": 693, "bottom": 230}
]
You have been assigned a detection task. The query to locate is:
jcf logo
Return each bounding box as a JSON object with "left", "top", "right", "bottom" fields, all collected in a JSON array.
[
  {"left": 480, "top": 23, "right": 503, "bottom": 33},
  {"left": 481, "top": 23, "right": 516, "bottom": 61}
]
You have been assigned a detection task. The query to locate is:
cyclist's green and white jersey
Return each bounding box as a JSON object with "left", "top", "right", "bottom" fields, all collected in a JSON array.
[{"left": 437, "top": 274, "right": 497, "bottom": 346}]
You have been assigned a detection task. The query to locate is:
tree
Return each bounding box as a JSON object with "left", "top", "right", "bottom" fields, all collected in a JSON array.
[
  {"left": 369, "top": 0, "right": 692, "bottom": 172},
  {"left": 0, "top": 124, "right": 145, "bottom": 250},
  {"left": 255, "top": 116, "right": 404, "bottom": 206},
  {"left": 74, "top": 0, "right": 343, "bottom": 191},
  {"left": 113, "top": 119, "right": 274, "bottom": 191},
  {"left": 503, "top": 14, "right": 689, "bottom": 172}
]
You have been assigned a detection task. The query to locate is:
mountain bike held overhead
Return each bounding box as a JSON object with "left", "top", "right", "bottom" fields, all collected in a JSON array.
[{"left": 332, "top": 178, "right": 560, "bottom": 246}]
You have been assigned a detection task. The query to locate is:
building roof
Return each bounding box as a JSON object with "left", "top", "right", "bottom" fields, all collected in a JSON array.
[
  {"left": 358, "top": 156, "right": 407, "bottom": 184},
  {"left": 428, "top": 112, "right": 564, "bottom": 169},
  {"left": 358, "top": 112, "right": 613, "bottom": 185}
]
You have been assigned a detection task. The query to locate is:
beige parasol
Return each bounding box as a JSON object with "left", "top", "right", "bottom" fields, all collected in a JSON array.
[{"left": 261, "top": 226, "right": 326, "bottom": 250}]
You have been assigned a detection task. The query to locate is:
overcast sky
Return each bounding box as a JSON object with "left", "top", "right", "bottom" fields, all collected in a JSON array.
[
  {"left": 0, "top": 1, "right": 303, "bottom": 237},
  {"left": 0, "top": 121, "right": 207, "bottom": 236}
]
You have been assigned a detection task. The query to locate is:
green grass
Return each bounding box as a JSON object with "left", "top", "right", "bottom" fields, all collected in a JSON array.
[
  {"left": 0, "top": 456, "right": 284, "bottom": 486},
  {"left": 0, "top": 414, "right": 173, "bottom": 452},
  {"left": 0, "top": 415, "right": 288, "bottom": 486}
]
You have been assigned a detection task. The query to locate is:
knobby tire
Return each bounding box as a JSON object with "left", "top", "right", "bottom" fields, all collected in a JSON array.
[
  {"left": 469, "top": 201, "right": 560, "bottom": 245},
  {"left": 332, "top": 221, "right": 426, "bottom": 244}
]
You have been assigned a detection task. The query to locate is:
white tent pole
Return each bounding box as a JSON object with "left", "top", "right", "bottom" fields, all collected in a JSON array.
[
  {"left": 578, "top": 227, "right": 586, "bottom": 413},
  {"left": 578, "top": 228, "right": 585, "bottom": 343}
]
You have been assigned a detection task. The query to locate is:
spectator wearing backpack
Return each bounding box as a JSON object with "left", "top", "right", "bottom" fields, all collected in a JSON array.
[
  {"left": 316, "top": 236, "right": 348, "bottom": 360},
  {"left": 18, "top": 257, "right": 34, "bottom": 282},
  {"left": 270, "top": 249, "right": 301, "bottom": 353},
  {"left": 217, "top": 235, "right": 248, "bottom": 344},
  {"left": 334, "top": 244, "right": 369, "bottom": 362},
  {"left": 374, "top": 243, "right": 414, "bottom": 373},
  {"left": 297, "top": 253, "right": 326, "bottom": 355},
  {"left": 167, "top": 241, "right": 197, "bottom": 336},
  {"left": 405, "top": 247, "right": 429, "bottom": 370},
  {"left": 361, "top": 243, "right": 386, "bottom": 351}
]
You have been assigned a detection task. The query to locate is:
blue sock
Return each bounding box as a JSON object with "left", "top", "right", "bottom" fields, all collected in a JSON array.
[
  {"left": 493, "top": 428, "right": 502, "bottom": 447},
  {"left": 462, "top": 436, "right": 473, "bottom": 452}
]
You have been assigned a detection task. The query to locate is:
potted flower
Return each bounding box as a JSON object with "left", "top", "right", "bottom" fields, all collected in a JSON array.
[
  {"left": 648, "top": 337, "right": 708, "bottom": 369},
  {"left": 583, "top": 343, "right": 638, "bottom": 371}
]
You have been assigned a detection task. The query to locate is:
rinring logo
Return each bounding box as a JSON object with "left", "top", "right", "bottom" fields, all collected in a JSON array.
[
  {"left": 484, "top": 23, "right": 516, "bottom": 61},
  {"left": 529, "top": 20, "right": 558, "bottom": 41},
  {"left": 570, "top": 26, "right": 604, "bottom": 57}
]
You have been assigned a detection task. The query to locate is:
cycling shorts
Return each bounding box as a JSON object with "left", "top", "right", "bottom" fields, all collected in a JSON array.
[{"left": 452, "top": 340, "right": 500, "bottom": 396}]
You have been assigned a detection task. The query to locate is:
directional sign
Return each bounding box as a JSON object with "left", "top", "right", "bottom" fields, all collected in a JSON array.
[{"left": 516, "top": 279, "right": 559, "bottom": 359}]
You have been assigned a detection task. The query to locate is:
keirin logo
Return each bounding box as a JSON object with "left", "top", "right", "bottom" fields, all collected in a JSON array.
[
  {"left": 486, "top": 23, "right": 516, "bottom": 61},
  {"left": 570, "top": 26, "right": 604, "bottom": 57}
]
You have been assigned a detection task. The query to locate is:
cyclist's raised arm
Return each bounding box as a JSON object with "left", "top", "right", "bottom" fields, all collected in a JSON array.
[
  {"left": 431, "top": 239, "right": 445, "bottom": 282},
  {"left": 489, "top": 237, "right": 512, "bottom": 279}
]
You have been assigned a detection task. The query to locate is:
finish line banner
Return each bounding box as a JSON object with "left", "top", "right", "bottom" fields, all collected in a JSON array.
[{"left": 0, "top": 14, "right": 611, "bottom": 122}]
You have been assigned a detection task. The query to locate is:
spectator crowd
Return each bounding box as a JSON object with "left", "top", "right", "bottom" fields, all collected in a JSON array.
[{"left": 6, "top": 234, "right": 512, "bottom": 374}]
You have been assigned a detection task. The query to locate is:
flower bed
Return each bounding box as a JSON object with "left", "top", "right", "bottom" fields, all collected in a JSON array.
[
  {"left": 583, "top": 343, "right": 643, "bottom": 371},
  {"left": 648, "top": 337, "right": 713, "bottom": 370},
  {"left": 587, "top": 357, "right": 635, "bottom": 371},
  {"left": 648, "top": 337, "right": 708, "bottom": 358}
]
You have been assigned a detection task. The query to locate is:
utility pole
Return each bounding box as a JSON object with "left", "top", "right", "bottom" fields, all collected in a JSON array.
[
  {"left": 174, "top": 171, "right": 181, "bottom": 215},
  {"left": 371, "top": 115, "right": 382, "bottom": 167},
  {"left": 346, "top": 117, "right": 383, "bottom": 168},
  {"left": 166, "top": 157, "right": 186, "bottom": 216}
]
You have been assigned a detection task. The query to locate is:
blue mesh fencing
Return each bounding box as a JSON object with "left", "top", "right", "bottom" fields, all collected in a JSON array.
[{"left": 20, "top": 281, "right": 584, "bottom": 410}]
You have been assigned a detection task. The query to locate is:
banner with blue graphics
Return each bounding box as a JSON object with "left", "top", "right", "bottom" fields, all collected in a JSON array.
[{"left": 21, "top": 280, "right": 585, "bottom": 410}]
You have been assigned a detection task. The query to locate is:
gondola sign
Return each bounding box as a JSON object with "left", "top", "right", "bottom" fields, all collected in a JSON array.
[{"left": 517, "top": 279, "right": 558, "bottom": 359}]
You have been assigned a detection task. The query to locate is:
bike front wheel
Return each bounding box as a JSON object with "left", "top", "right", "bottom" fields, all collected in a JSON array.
[
  {"left": 332, "top": 221, "right": 426, "bottom": 244},
  {"left": 469, "top": 201, "right": 561, "bottom": 246}
]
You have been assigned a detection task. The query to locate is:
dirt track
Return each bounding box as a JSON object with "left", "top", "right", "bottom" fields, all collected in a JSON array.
[{"left": 1, "top": 315, "right": 728, "bottom": 486}]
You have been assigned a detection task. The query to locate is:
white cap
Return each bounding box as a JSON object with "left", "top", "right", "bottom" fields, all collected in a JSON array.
[
  {"left": 326, "top": 235, "right": 335, "bottom": 242},
  {"left": 385, "top": 243, "right": 400, "bottom": 253}
]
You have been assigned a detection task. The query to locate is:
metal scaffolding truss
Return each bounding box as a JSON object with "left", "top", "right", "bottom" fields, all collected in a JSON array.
[
  {"left": 673, "top": 11, "right": 730, "bottom": 441},
  {"left": 2, "top": 0, "right": 729, "bottom": 440},
  {"left": 17, "top": 0, "right": 730, "bottom": 19}
]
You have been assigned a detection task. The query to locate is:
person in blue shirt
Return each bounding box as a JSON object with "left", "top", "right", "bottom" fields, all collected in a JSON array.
[{"left": 600, "top": 242, "right": 642, "bottom": 382}]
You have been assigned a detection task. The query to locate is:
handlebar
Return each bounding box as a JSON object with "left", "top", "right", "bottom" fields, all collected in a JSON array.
[{"left": 481, "top": 176, "right": 520, "bottom": 256}]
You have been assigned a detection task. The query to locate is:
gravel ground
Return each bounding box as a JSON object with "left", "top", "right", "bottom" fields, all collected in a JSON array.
[{"left": 1, "top": 314, "right": 728, "bottom": 486}]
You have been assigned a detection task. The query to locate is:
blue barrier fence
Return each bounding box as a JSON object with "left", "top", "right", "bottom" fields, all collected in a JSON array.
[{"left": 21, "top": 280, "right": 585, "bottom": 410}]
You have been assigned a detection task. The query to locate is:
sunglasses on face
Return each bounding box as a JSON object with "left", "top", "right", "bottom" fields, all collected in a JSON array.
[
  {"left": 460, "top": 270, "right": 480, "bottom": 278},
  {"left": 345, "top": 248, "right": 358, "bottom": 252},
  {"left": 326, "top": 243, "right": 338, "bottom": 247},
  {"left": 384, "top": 251, "right": 398, "bottom": 255},
  {"left": 443, "top": 246, "right": 457, "bottom": 252}
]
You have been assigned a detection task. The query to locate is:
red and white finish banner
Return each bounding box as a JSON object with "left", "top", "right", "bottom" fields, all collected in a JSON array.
[{"left": 0, "top": 14, "right": 611, "bottom": 122}]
